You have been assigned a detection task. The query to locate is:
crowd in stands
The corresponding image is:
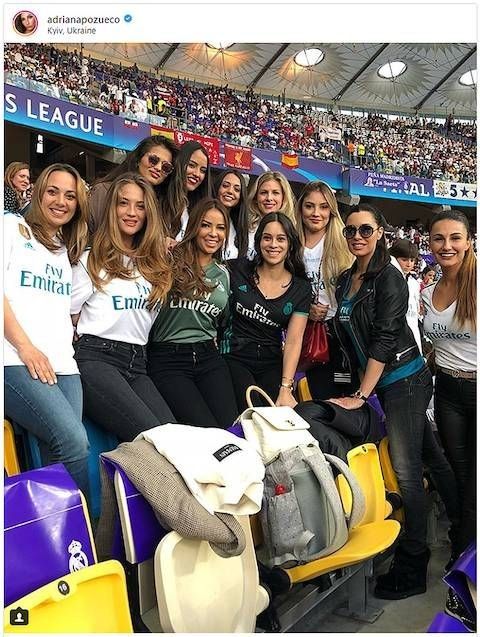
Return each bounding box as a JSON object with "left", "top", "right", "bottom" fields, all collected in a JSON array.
[
  {"left": 4, "top": 43, "right": 477, "bottom": 183},
  {"left": 342, "top": 113, "right": 477, "bottom": 183}
]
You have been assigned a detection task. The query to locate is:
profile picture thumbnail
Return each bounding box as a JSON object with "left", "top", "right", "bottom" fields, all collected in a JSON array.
[{"left": 13, "top": 11, "right": 38, "bottom": 36}]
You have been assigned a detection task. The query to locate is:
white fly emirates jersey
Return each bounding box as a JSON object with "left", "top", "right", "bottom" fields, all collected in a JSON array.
[
  {"left": 422, "top": 282, "right": 477, "bottom": 372},
  {"left": 71, "top": 251, "right": 159, "bottom": 345},
  {"left": 303, "top": 236, "right": 336, "bottom": 321},
  {"left": 4, "top": 214, "right": 78, "bottom": 374}
]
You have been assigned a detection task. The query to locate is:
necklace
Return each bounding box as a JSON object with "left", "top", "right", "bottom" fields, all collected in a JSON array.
[{"left": 255, "top": 268, "right": 292, "bottom": 298}]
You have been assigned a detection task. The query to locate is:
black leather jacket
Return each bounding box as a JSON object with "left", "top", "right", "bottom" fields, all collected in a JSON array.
[{"left": 331, "top": 261, "right": 421, "bottom": 383}]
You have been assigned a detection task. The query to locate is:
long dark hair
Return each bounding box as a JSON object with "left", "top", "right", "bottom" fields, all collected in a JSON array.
[
  {"left": 252, "top": 212, "right": 307, "bottom": 280},
  {"left": 346, "top": 203, "right": 390, "bottom": 280},
  {"left": 214, "top": 169, "right": 249, "bottom": 257},
  {"left": 162, "top": 141, "right": 212, "bottom": 237},
  {"left": 93, "top": 134, "right": 178, "bottom": 195}
]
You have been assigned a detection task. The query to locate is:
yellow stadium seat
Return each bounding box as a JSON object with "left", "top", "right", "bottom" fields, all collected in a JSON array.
[
  {"left": 282, "top": 519, "right": 400, "bottom": 585},
  {"left": 378, "top": 437, "right": 404, "bottom": 523},
  {"left": 346, "top": 443, "right": 392, "bottom": 524},
  {"left": 4, "top": 420, "right": 20, "bottom": 477},
  {"left": 278, "top": 443, "right": 400, "bottom": 586},
  {"left": 4, "top": 560, "right": 132, "bottom": 633},
  {"left": 297, "top": 376, "right": 312, "bottom": 401}
]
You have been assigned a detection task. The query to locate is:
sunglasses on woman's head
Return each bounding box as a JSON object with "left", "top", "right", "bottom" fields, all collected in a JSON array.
[
  {"left": 342, "top": 224, "right": 379, "bottom": 239},
  {"left": 147, "top": 155, "right": 174, "bottom": 174}
]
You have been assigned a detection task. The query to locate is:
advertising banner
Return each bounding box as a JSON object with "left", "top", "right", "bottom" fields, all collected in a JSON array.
[{"left": 4, "top": 84, "right": 115, "bottom": 146}]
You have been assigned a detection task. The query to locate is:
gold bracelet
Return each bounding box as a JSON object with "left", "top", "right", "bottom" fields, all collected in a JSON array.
[{"left": 280, "top": 382, "right": 294, "bottom": 390}]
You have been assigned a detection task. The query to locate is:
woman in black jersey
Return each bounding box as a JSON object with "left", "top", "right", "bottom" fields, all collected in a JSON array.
[{"left": 221, "top": 212, "right": 311, "bottom": 410}]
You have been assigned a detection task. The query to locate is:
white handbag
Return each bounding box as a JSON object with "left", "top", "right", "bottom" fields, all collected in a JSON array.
[{"left": 239, "top": 386, "right": 318, "bottom": 463}]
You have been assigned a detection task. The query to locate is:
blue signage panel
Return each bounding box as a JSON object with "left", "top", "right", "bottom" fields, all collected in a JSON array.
[{"left": 346, "top": 168, "right": 476, "bottom": 208}]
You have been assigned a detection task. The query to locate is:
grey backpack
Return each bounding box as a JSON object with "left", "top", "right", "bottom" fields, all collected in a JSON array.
[{"left": 258, "top": 443, "right": 365, "bottom": 568}]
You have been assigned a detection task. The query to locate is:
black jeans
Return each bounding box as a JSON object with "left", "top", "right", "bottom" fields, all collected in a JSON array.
[
  {"left": 223, "top": 342, "right": 283, "bottom": 411},
  {"left": 377, "top": 365, "right": 434, "bottom": 555},
  {"left": 434, "top": 371, "right": 476, "bottom": 552},
  {"left": 148, "top": 340, "right": 238, "bottom": 429},
  {"left": 75, "top": 334, "right": 175, "bottom": 441}
]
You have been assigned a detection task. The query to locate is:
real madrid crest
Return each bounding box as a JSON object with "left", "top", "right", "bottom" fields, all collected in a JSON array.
[{"left": 68, "top": 539, "right": 89, "bottom": 572}]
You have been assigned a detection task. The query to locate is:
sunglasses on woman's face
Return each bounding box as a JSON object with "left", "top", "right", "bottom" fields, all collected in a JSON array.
[
  {"left": 342, "top": 224, "right": 379, "bottom": 239},
  {"left": 147, "top": 154, "right": 174, "bottom": 174}
]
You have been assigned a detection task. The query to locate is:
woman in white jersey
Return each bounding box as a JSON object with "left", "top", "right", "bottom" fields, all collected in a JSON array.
[
  {"left": 422, "top": 210, "right": 476, "bottom": 564},
  {"left": 4, "top": 163, "right": 90, "bottom": 495},
  {"left": 71, "top": 173, "right": 175, "bottom": 441},
  {"left": 296, "top": 181, "right": 353, "bottom": 399},
  {"left": 246, "top": 171, "right": 297, "bottom": 259}
]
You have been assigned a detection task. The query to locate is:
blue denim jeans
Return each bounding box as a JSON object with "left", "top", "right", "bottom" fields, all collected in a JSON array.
[
  {"left": 377, "top": 365, "right": 433, "bottom": 555},
  {"left": 434, "top": 371, "right": 476, "bottom": 552},
  {"left": 4, "top": 366, "right": 90, "bottom": 496}
]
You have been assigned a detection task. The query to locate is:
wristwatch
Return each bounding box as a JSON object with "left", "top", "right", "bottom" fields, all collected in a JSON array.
[{"left": 351, "top": 389, "right": 368, "bottom": 402}]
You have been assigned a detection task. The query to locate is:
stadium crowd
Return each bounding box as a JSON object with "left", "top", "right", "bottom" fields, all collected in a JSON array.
[{"left": 4, "top": 43, "right": 477, "bottom": 183}]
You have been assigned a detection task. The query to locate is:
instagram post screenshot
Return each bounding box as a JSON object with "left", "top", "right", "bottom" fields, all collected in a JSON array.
[{"left": 2, "top": 3, "right": 477, "bottom": 634}]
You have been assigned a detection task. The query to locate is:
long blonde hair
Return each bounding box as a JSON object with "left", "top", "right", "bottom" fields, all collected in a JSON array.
[
  {"left": 247, "top": 171, "right": 297, "bottom": 231},
  {"left": 296, "top": 181, "right": 354, "bottom": 302},
  {"left": 430, "top": 210, "right": 476, "bottom": 330},
  {"left": 87, "top": 173, "right": 173, "bottom": 309},
  {"left": 24, "top": 163, "right": 89, "bottom": 264}
]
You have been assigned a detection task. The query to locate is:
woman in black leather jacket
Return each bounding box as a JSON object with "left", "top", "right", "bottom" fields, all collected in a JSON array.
[{"left": 327, "top": 204, "right": 442, "bottom": 600}]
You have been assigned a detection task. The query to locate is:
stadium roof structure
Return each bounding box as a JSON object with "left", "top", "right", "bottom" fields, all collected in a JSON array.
[{"left": 76, "top": 43, "right": 477, "bottom": 118}]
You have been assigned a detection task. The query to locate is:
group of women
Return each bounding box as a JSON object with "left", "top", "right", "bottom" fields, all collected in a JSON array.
[{"left": 4, "top": 134, "right": 476, "bottom": 601}]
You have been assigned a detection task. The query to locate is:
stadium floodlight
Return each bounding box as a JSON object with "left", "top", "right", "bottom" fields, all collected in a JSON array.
[
  {"left": 377, "top": 60, "right": 407, "bottom": 79},
  {"left": 206, "top": 43, "right": 235, "bottom": 51},
  {"left": 459, "top": 69, "right": 476, "bottom": 86},
  {"left": 294, "top": 48, "right": 324, "bottom": 68}
]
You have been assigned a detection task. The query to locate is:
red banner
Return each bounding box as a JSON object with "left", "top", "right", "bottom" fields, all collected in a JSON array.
[
  {"left": 224, "top": 143, "right": 253, "bottom": 171},
  {"left": 174, "top": 130, "right": 220, "bottom": 165}
]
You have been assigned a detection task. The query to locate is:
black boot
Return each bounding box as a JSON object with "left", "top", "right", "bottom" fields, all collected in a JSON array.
[
  {"left": 374, "top": 545, "right": 431, "bottom": 600},
  {"left": 445, "top": 524, "right": 462, "bottom": 573}
]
